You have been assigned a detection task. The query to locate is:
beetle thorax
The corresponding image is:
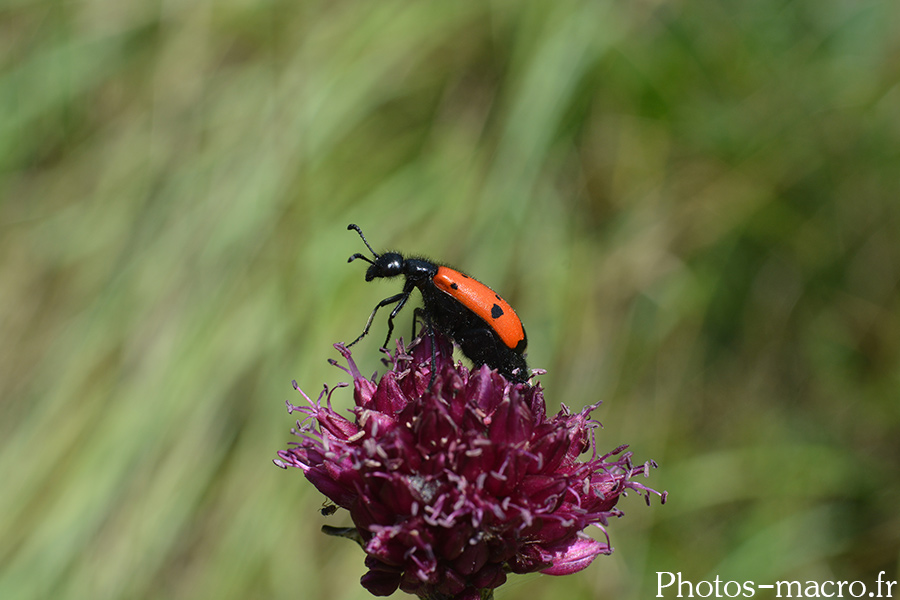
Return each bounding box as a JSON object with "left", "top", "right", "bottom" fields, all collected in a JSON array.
[{"left": 402, "top": 258, "right": 438, "bottom": 285}]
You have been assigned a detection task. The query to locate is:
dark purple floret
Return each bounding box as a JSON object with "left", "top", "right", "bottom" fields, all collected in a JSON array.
[{"left": 275, "top": 333, "right": 665, "bottom": 600}]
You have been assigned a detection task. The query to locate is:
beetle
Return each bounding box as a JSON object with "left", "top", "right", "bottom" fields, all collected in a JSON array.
[{"left": 345, "top": 224, "right": 528, "bottom": 382}]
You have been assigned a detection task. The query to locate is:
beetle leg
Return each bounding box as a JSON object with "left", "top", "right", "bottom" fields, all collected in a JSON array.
[
  {"left": 348, "top": 292, "right": 407, "bottom": 348},
  {"left": 411, "top": 307, "right": 427, "bottom": 339},
  {"left": 382, "top": 282, "right": 415, "bottom": 349},
  {"left": 410, "top": 307, "right": 439, "bottom": 388}
]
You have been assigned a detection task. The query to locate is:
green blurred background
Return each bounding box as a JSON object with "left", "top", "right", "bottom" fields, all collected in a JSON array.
[{"left": 2, "top": 1, "right": 899, "bottom": 599}]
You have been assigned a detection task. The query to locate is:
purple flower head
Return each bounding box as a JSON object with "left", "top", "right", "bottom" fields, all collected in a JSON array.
[{"left": 275, "top": 333, "right": 665, "bottom": 599}]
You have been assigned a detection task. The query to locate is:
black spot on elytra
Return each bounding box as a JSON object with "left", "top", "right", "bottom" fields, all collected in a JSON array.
[
  {"left": 491, "top": 304, "right": 504, "bottom": 319},
  {"left": 450, "top": 282, "right": 458, "bottom": 290}
]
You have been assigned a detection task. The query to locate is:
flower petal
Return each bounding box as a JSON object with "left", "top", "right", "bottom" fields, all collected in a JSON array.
[{"left": 540, "top": 537, "right": 611, "bottom": 576}]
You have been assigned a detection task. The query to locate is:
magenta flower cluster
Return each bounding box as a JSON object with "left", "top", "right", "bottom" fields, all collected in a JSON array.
[{"left": 275, "top": 334, "right": 663, "bottom": 600}]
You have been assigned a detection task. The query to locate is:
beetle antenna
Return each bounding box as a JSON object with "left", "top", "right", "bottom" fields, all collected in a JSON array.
[
  {"left": 347, "top": 224, "right": 380, "bottom": 259},
  {"left": 348, "top": 252, "right": 375, "bottom": 266}
]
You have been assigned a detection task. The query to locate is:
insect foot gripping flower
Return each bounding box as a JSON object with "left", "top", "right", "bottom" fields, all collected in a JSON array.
[{"left": 274, "top": 332, "right": 666, "bottom": 600}]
